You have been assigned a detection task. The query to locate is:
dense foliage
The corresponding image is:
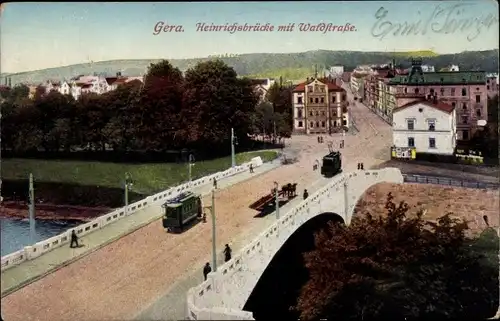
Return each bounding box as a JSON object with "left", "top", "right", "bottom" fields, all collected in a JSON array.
[
  {"left": 3, "top": 50, "right": 497, "bottom": 85},
  {"left": 295, "top": 193, "right": 499, "bottom": 320},
  {"left": 1, "top": 60, "right": 292, "bottom": 155},
  {"left": 471, "top": 94, "right": 499, "bottom": 159}
]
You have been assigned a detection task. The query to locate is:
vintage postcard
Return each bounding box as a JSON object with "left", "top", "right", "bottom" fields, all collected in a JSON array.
[{"left": 0, "top": 2, "right": 498, "bottom": 321}]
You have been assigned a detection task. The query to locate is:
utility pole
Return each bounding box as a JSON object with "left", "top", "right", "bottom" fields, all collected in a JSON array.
[
  {"left": 343, "top": 181, "right": 349, "bottom": 222},
  {"left": 188, "top": 154, "right": 195, "bottom": 182},
  {"left": 28, "top": 173, "right": 36, "bottom": 244},
  {"left": 231, "top": 127, "right": 236, "bottom": 168},
  {"left": 211, "top": 189, "right": 217, "bottom": 272},
  {"left": 124, "top": 172, "right": 132, "bottom": 213},
  {"left": 274, "top": 182, "right": 280, "bottom": 219}
]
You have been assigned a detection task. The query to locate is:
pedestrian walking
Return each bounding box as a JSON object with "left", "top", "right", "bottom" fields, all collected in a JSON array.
[
  {"left": 317, "top": 136, "right": 320, "bottom": 143},
  {"left": 360, "top": 163, "right": 364, "bottom": 170},
  {"left": 340, "top": 140, "right": 344, "bottom": 149},
  {"left": 357, "top": 163, "right": 360, "bottom": 170},
  {"left": 223, "top": 244, "right": 232, "bottom": 262},
  {"left": 213, "top": 177, "right": 217, "bottom": 189},
  {"left": 203, "top": 262, "right": 212, "bottom": 281},
  {"left": 70, "top": 230, "right": 79, "bottom": 248},
  {"left": 303, "top": 189, "right": 309, "bottom": 200},
  {"left": 249, "top": 163, "right": 254, "bottom": 173}
]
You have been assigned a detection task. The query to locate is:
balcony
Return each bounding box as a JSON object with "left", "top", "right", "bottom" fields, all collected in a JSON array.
[{"left": 394, "top": 92, "right": 425, "bottom": 98}]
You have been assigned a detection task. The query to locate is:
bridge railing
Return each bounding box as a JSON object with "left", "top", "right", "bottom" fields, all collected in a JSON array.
[
  {"left": 402, "top": 173, "right": 499, "bottom": 190},
  {"left": 186, "top": 168, "right": 405, "bottom": 320},
  {"left": 1, "top": 157, "right": 264, "bottom": 272}
]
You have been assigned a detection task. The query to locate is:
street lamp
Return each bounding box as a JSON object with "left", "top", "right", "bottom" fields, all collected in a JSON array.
[
  {"left": 188, "top": 154, "right": 195, "bottom": 182},
  {"left": 204, "top": 189, "right": 218, "bottom": 272},
  {"left": 124, "top": 172, "right": 133, "bottom": 212},
  {"left": 231, "top": 128, "right": 238, "bottom": 168},
  {"left": 274, "top": 181, "right": 280, "bottom": 219},
  {"left": 28, "top": 173, "right": 36, "bottom": 244}
]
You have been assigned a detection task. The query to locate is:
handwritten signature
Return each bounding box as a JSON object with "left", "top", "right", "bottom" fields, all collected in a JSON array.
[{"left": 371, "top": 4, "right": 499, "bottom": 41}]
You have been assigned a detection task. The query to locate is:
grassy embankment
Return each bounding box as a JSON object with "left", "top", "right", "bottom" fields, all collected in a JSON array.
[{"left": 2, "top": 150, "right": 278, "bottom": 195}]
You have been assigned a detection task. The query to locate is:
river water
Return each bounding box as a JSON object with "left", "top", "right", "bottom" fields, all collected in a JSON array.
[{"left": 0, "top": 218, "right": 80, "bottom": 256}]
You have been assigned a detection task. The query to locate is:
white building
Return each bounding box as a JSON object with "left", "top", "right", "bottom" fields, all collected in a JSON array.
[
  {"left": 392, "top": 99, "right": 457, "bottom": 155},
  {"left": 421, "top": 65, "right": 435, "bottom": 72},
  {"left": 250, "top": 78, "right": 276, "bottom": 102},
  {"left": 329, "top": 66, "right": 344, "bottom": 78}
]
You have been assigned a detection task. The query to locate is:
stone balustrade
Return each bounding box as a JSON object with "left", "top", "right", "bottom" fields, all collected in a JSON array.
[
  {"left": 1, "top": 157, "right": 264, "bottom": 272},
  {"left": 186, "top": 168, "right": 404, "bottom": 320}
]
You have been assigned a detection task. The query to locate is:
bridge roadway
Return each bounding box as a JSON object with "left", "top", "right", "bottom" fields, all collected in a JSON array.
[{"left": 1, "top": 93, "right": 393, "bottom": 321}]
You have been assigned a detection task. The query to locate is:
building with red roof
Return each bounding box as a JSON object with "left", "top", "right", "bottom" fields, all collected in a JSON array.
[{"left": 292, "top": 77, "right": 349, "bottom": 134}]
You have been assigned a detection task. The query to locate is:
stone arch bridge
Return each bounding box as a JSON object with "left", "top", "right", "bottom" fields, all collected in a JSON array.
[{"left": 187, "top": 168, "right": 404, "bottom": 320}]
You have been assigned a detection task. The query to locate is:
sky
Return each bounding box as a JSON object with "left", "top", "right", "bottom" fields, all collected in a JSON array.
[{"left": 1, "top": 1, "right": 499, "bottom": 73}]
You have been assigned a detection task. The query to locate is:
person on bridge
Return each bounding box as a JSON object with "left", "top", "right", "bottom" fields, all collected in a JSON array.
[
  {"left": 213, "top": 178, "right": 218, "bottom": 189},
  {"left": 203, "top": 262, "right": 212, "bottom": 281},
  {"left": 249, "top": 163, "right": 254, "bottom": 174},
  {"left": 303, "top": 189, "right": 309, "bottom": 200},
  {"left": 224, "top": 244, "right": 232, "bottom": 262},
  {"left": 70, "top": 230, "right": 80, "bottom": 248}
]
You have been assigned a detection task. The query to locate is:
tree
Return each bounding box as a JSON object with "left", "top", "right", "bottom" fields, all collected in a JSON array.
[
  {"left": 182, "top": 59, "right": 258, "bottom": 148},
  {"left": 74, "top": 93, "right": 109, "bottom": 151},
  {"left": 134, "top": 60, "right": 185, "bottom": 151},
  {"left": 295, "top": 193, "right": 499, "bottom": 320}
]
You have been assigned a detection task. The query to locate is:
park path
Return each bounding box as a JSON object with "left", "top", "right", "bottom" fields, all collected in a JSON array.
[{"left": 1, "top": 95, "right": 393, "bottom": 321}]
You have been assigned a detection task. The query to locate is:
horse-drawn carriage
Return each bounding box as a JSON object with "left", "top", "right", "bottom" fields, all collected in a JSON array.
[{"left": 249, "top": 183, "right": 297, "bottom": 211}]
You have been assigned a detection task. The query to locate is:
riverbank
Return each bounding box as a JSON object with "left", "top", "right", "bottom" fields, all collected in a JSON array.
[{"left": 0, "top": 202, "right": 110, "bottom": 222}]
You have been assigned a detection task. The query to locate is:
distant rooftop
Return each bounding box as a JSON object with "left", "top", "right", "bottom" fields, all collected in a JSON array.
[{"left": 389, "top": 71, "right": 486, "bottom": 86}]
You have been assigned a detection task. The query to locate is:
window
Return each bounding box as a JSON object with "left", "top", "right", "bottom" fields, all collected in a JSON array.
[
  {"left": 430, "top": 88, "right": 435, "bottom": 95},
  {"left": 314, "top": 85, "right": 319, "bottom": 92},
  {"left": 321, "top": 121, "right": 326, "bottom": 127},
  {"left": 315, "top": 111, "right": 319, "bottom": 116},
  {"left": 415, "top": 88, "right": 420, "bottom": 94},
  {"left": 476, "top": 95, "right": 480, "bottom": 103},
  {"left": 298, "top": 110, "right": 303, "bottom": 118},
  {"left": 343, "top": 120, "right": 347, "bottom": 126},
  {"left": 476, "top": 109, "right": 481, "bottom": 117},
  {"left": 308, "top": 86, "right": 313, "bottom": 92},
  {"left": 315, "top": 98, "right": 319, "bottom": 104},
  {"left": 320, "top": 97, "right": 324, "bottom": 103},
  {"left": 321, "top": 110, "right": 326, "bottom": 116},
  {"left": 298, "top": 121, "right": 303, "bottom": 128},
  {"left": 332, "top": 96, "right": 336, "bottom": 103},
  {"left": 461, "top": 88, "right": 467, "bottom": 96},
  {"left": 408, "top": 137, "right": 415, "bottom": 147},
  {"left": 429, "top": 138, "right": 436, "bottom": 148},
  {"left": 461, "top": 116, "right": 468, "bottom": 124},
  {"left": 320, "top": 86, "right": 325, "bottom": 93},
  {"left": 428, "top": 119, "right": 435, "bottom": 131},
  {"left": 310, "top": 121, "right": 314, "bottom": 128},
  {"left": 440, "top": 88, "right": 445, "bottom": 95},
  {"left": 451, "top": 88, "right": 455, "bottom": 96},
  {"left": 407, "top": 119, "right": 415, "bottom": 130},
  {"left": 462, "top": 130, "right": 469, "bottom": 140},
  {"left": 342, "top": 94, "right": 347, "bottom": 101},
  {"left": 309, "top": 97, "right": 313, "bottom": 103},
  {"left": 404, "top": 87, "right": 408, "bottom": 94},
  {"left": 487, "top": 85, "right": 490, "bottom": 90},
  {"left": 309, "top": 111, "right": 313, "bottom": 116},
  {"left": 452, "top": 102, "right": 456, "bottom": 108},
  {"left": 298, "top": 97, "right": 303, "bottom": 104},
  {"left": 462, "top": 103, "right": 467, "bottom": 110},
  {"left": 316, "top": 121, "right": 320, "bottom": 127}
]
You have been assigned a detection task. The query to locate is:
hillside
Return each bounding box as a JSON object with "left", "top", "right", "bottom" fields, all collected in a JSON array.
[{"left": 1, "top": 49, "right": 497, "bottom": 86}]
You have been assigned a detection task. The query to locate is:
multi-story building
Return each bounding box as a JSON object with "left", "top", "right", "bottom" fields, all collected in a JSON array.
[
  {"left": 486, "top": 73, "right": 499, "bottom": 98},
  {"left": 292, "top": 77, "right": 348, "bottom": 134},
  {"left": 392, "top": 98, "right": 456, "bottom": 155},
  {"left": 389, "top": 59, "right": 487, "bottom": 141}
]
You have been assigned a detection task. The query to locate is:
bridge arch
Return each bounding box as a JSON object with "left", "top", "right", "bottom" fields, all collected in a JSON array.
[
  {"left": 187, "top": 168, "right": 405, "bottom": 320},
  {"left": 243, "top": 212, "right": 344, "bottom": 319}
]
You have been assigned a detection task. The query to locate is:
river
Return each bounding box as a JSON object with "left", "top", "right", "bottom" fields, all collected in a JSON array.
[{"left": 0, "top": 218, "right": 80, "bottom": 256}]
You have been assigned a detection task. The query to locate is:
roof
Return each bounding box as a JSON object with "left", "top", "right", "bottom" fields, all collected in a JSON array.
[
  {"left": 105, "top": 77, "right": 118, "bottom": 85},
  {"left": 249, "top": 79, "right": 269, "bottom": 86},
  {"left": 389, "top": 71, "right": 486, "bottom": 86},
  {"left": 395, "top": 99, "right": 455, "bottom": 114},
  {"left": 81, "top": 84, "right": 92, "bottom": 89},
  {"left": 114, "top": 78, "right": 129, "bottom": 86},
  {"left": 292, "top": 78, "right": 344, "bottom": 93}
]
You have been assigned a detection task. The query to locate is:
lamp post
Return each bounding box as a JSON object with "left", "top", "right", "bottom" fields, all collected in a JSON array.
[
  {"left": 188, "top": 154, "right": 195, "bottom": 182},
  {"left": 211, "top": 189, "right": 217, "bottom": 271},
  {"left": 231, "top": 128, "right": 238, "bottom": 168},
  {"left": 28, "top": 173, "right": 35, "bottom": 244},
  {"left": 274, "top": 181, "right": 280, "bottom": 219},
  {"left": 124, "top": 172, "right": 133, "bottom": 213}
]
